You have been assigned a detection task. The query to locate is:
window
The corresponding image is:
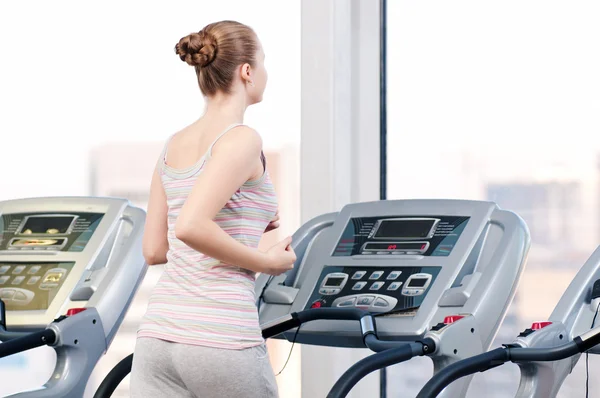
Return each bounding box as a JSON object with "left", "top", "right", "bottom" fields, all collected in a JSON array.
[
  {"left": 0, "top": 2, "right": 300, "bottom": 397},
  {"left": 386, "top": 1, "right": 600, "bottom": 396}
]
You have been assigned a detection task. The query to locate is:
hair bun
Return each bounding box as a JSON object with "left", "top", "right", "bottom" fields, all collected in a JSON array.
[{"left": 175, "top": 31, "right": 217, "bottom": 68}]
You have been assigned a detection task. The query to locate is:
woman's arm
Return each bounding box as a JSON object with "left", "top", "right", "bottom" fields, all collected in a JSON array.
[
  {"left": 174, "top": 126, "right": 289, "bottom": 274},
  {"left": 142, "top": 165, "right": 169, "bottom": 265}
]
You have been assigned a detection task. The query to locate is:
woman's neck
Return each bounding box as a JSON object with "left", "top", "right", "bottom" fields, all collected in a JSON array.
[{"left": 203, "top": 91, "right": 248, "bottom": 124}]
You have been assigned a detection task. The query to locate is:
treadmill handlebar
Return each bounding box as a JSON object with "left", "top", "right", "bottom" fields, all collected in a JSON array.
[
  {"left": 327, "top": 338, "right": 437, "bottom": 398},
  {"left": 417, "top": 327, "right": 600, "bottom": 398},
  {"left": 0, "top": 328, "right": 57, "bottom": 359},
  {"left": 574, "top": 326, "right": 600, "bottom": 352},
  {"left": 261, "top": 308, "right": 374, "bottom": 339},
  {"left": 0, "top": 298, "right": 6, "bottom": 330}
]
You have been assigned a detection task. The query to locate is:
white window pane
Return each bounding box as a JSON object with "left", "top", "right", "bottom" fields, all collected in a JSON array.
[{"left": 387, "top": 1, "right": 600, "bottom": 397}]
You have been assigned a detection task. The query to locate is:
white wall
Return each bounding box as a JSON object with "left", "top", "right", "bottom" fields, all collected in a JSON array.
[{"left": 300, "top": 1, "right": 381, "bottom": 397}]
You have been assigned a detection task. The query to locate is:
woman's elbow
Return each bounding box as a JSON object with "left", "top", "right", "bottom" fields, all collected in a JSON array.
[
  {"left": 174, "top": 221, "right": 192, "bottom": 243},
  {"left": 142, "top": 241, "right": 168, "bottom": 265},
  {"left": 175, "top": 219, "right": 208, "bottom": 248},
  {"left": 143, "top": 249, "right": 167, "bottom": 265}
]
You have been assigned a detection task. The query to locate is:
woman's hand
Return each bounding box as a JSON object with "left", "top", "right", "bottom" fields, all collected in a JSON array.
[
  {"left": 263, "top": 236, "right": 296, "bottom": 276},
  {"left": 265, "top": 209, "right": 280, "bottom": 232}
]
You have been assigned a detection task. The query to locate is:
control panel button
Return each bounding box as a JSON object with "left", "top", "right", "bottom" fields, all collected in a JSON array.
[
  {"left": 356, "top": 296, "right": 375, "bottom": 306},
  {"left": 0, "top": 288, "right": 35, "bottom": 305},
  {"left": 12, "top": 266, "right": 26, "bottom": 275},
  {"left": 14, "top": 291, "right": 27, "bottom": 300},
  {"left": 374, "top": 297, "right": 389, "bottom": 308},
  {"left": 352, "top": 282, "right": 367, "bottom": 291},
  {"left": 337, "top": 298, "right": 356, "bottom": 307},
  {"left": 387, "top": 271, "right": 402, "bottom": 280},
  {"left": 311, "top": 299, "right": 325, "bottom": 309},
  {"left": 27, "top": 276, "right": 40, "bottom": 285},
  {"left": 319, "top": 288, "right": 341, "bottom": 295},
  {"left": 39, "top": 283, "right": 59, "bottom": 290},
  {"left": 28, "top": 266, "right": 41, "bottom": 274},
  {"left": 0, "top": 276, "right": 10, "bottom": 285},
  {"left": 369, "top": 271, "right": 384, "bottom": 280},
  {"left": 12, "top": 276, "right": 25, "bottom": 285},
  {"left": 370, "top": 282, "right": 385, "bottom": 291},
  {"left": 0, "top": 266, "right": 10, "bottom": 274},
  {"left": 376, "top": 251, "right": 390, "bottom": 255},
  {"left": 402, "top": 288, "right": 424, "bottom": 296},
  {"left": 388, "top": 282, "right": 402, "bottom": 291},
  {"left": 351, "top": 271, "right": 366, "bottom": 280}
]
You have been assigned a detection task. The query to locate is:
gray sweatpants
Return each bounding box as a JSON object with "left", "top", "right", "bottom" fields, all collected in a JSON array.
[{"left": 130, "top": 337, "right": 279, "bottom": 398}]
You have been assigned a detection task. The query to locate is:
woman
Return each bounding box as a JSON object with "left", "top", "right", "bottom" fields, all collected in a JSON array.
[{"left": 130, "top": 20, "right": 296, "bottom": 398}]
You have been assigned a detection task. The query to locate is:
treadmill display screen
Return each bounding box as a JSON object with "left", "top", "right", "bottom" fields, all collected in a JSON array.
[
  {"left": 10, "top": 238, "right": 67, "bottom": 248},
  {"left": 333, "top": 215, "right": 470, "bottom": 257},
  {"left": 374, "top": 219, "right": 437, "bottom": 239},
  {"left": 19, "top": 216, "right": 76, "bottom": 235},
  {"left": 0, "top": 212, "right": 105, "bottom": 252},
  {"left": 324, "top": 277, "right": 345, "bottom": 287},
  {"left": 407, "top": 278, "right": 428, "bottom": 288},
  {"left": 0, "top": 262, "right": 75, "bottom": 311}
]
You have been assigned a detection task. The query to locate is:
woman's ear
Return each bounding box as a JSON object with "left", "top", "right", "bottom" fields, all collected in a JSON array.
[{"left": 241, "top": 63, "right": 252, "bottom": 83}]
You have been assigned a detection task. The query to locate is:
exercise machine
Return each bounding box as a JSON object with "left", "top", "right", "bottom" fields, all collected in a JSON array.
[
  {"left": 95, "top": 199, "right": 530, "bottom": 397},
  {"left": 258, "top": 199, "right": 529, "bottom": 398},
  {"left": 416, "top": 245, "right": 600, "bottom": 398},
  {"left": 0, "top": 197, "right": 146, "bottom": 397}
]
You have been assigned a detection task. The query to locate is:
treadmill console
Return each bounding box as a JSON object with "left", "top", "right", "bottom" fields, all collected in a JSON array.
[
  {"left": 0, "top": 197, "right": 147, "bottom": 398},
  {"left": 0, "top": 197, "right": 146, "bottom": 333},
  {"left": 306, "top": 215, "right": 470, "bottom": 315},
  {"left": 257, "top": 200, "right": 529, "bottom": 348}
]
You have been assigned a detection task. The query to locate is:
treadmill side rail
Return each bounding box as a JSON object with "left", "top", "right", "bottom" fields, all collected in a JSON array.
[{"left": 7, "top": 308, "right": 106, "bottom": 398}]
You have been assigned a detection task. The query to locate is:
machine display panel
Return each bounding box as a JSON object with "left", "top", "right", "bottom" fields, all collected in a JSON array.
[
  {"left": 0, "top": 212, "right": 104, "bottom": 252},
  {"left": 373, "top": 218, "right": 438, "bottom": 239},
  {"left": 333, "top": 215, "right": 470, "bottom": 257},
  {"left": 0, "top": 262, "right": 76, "bottom": 311},
  {"left": 19, "top": 215, "right": 76, "bottom": 235}
]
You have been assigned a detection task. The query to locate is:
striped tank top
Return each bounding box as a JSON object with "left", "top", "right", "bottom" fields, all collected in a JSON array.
[{"left": 138, "top": 124, "right": 278, "bottom": 349}]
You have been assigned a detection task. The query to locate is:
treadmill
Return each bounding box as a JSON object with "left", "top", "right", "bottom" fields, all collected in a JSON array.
[
  {"left": 0, "top": 197, "right": 147, "bottom": 398},
  {"left": 95, "top": 199, "right": 530, "bottom": 397},
  {"left": 415, "top": 245, "right": 600, "bottom": 398}
]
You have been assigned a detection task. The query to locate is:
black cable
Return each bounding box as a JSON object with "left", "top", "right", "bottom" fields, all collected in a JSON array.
[
  {"left": 586, "top": 301, "right": 600, "bottom": 398},
  {"left": 275, "top": 324, "right": 301, "bottom": 377}
]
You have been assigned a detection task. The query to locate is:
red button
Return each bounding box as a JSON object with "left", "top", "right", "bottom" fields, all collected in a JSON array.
[
  {"left": 66, "top": 308, "right": 87, "bottom": 316},
  {"left": 531, "top": 321, "right": 552, "bottom": 330},
  {"left": 311, "top": 301, "right": 322, "bottom": 309},
  {"left": 443, "top": 315, "right": 465, "bottom": 324}
]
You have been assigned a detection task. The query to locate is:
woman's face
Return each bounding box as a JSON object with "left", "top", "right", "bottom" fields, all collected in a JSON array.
[{"left": 247, "top": 44, "right": 267, "bottom": 105}]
